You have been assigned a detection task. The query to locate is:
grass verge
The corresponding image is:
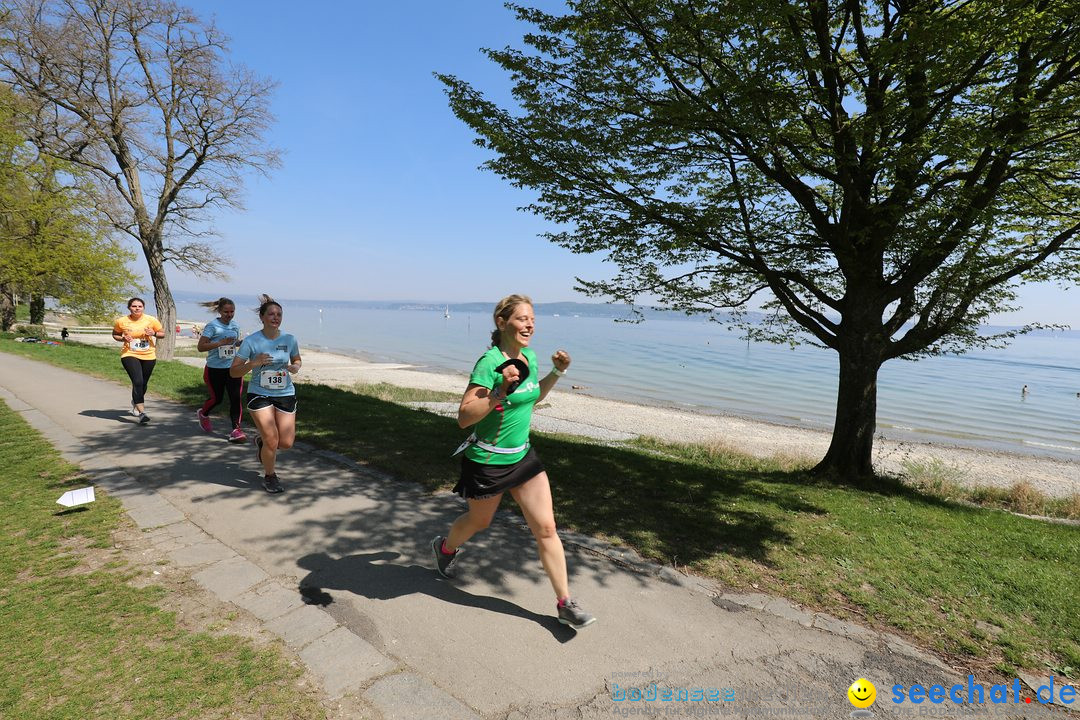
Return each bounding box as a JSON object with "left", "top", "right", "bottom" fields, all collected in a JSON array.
[
  {"left": 0, "top": 398, "right": 326, "bottom": 720},
  {"left": 3, "top": 337, "right": 1078, "bottom": 680}
]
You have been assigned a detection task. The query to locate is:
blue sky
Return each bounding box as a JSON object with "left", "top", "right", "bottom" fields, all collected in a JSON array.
[
  {"left": 165, "top": 1, "right": 1077, "bottom": 325},
  {"left": 171, "top": 1, "right": 605, "bottom": 306}
]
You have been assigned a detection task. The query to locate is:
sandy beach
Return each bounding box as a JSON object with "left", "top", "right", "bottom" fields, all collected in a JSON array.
[{"left": 68, "top": 331, "right": 1079, "bottom": 499}]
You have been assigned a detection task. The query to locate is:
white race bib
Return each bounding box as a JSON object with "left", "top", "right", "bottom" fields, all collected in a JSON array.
[
  {"left": 131, "top": 338, "right": 150, "bottom": 351},
  {"left": 260, "top": 369, "right": 288, "bottom": 388},
  {"left": 219, "top": 345, "right": 236, "bottom": 359}
]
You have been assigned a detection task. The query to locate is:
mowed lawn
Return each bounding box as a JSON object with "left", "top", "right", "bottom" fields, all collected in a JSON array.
[
  {"left": 0, "top": 397, "right": 327, "bottom": 720},
  {"left": 4, "top": 337, "right": 1078, "bottom": 684}
]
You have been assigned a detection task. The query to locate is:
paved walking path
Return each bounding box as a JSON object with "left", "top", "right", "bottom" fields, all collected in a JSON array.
[{"left": 2, "top": 354, "right": 1055, "bottom": 719}]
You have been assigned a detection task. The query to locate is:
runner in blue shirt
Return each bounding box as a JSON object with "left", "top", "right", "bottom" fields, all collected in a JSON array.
[
  {"left": 230, "top": 294, "right": 301, "bottom": 494},
  {"left": 196, "top": 297, "right": 247, "bottom": 443}
]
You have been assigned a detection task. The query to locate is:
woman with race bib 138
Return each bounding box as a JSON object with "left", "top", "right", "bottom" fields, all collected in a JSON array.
[
  {"left": 230, "top": 294, "right": 301, "bottom": 494},
  {"left": 112, "top": 297, "right": 163, "bottom": 425}
]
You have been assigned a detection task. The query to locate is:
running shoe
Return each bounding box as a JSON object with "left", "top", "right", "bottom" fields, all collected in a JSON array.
[
  {"left": 253, "top": 435, "right": 264, "bottom": 464},
  {"left": 262, "top": 474, "right": 282, "bottom": 493},
  {"left": 431, "top": 536, "right": 460, "bottom": 579},
  {"left": 557, "top": 598, "right": 596, "bottom": 630},
  {"left": 228, "top": 427, "right": 248, "bottom": 443},
  {"left": 130, "top": 403, "right": 139, "bottom": 417},
  {"left": 196, "top": 409, "right": 212, "bottom": 433},
  {"left": 138, "top": 413, "right": 151, "bottom": 425}
]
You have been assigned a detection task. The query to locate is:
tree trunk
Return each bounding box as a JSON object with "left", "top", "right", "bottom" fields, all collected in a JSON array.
[
  {"left": 143, "top": 239, "right": 176, "bottom": 361},
  {"left": 29, "top": 295, "right": 45, "bottom": 324},
  {"left": 812, "top": 348, "right": 883, "bottom": 481},
  {"left": 0, "top": 284, "right": 14, "bottom": 331}
]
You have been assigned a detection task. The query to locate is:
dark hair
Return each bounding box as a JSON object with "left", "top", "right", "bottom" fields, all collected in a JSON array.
[
  {"left": 255, "top": 293, "right": 282, "bottom": 318},
  {"left": 127, "top": 297, "right": 146, "bottom": 309},
  {"left": 199, "top": 297, "right": 235, "bottom": 314},
  {"left": 490, "top": 294, "right": 533, "bottom": 347}
]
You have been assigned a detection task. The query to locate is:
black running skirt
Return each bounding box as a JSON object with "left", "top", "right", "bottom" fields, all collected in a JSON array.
[{"left": 454, "top": 447, "right": 545, "bottom": 500}]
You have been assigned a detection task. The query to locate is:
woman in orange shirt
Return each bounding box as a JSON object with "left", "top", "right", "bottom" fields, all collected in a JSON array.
[{"left": 112, "top": 297, "right": 164, "bottom": 424}]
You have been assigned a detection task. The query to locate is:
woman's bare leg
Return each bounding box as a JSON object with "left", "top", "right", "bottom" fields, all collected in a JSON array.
[{"left": 510, "top": 472, "right": 569, "bottom": 599}]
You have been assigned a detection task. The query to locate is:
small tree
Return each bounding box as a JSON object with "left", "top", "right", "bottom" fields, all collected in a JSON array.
[
  {"left": 0, "top": 84, "right": 138, "bottom": 330},
  {"left": 441, "top": 0, "right": 1080, "bottom": 481},
  {"left": 1, "top": 0, "right": 279, "bottom": 358}
]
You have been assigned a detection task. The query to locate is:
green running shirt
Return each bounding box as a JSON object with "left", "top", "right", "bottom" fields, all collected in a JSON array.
[{"left": 464, "top": 346, "right": 540, "bottom": 465}]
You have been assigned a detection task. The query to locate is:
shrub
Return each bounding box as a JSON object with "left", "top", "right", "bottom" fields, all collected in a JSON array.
[{"left": 14, "top": 324, "right": 48, "bottom": 339}]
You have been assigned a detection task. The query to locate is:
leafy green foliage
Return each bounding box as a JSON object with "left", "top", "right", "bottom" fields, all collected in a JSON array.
[
  {"left": 438, "top": 0, "right": 1080, "bottom": 476},
  {"left": 0, "top": 86, "right": 138, "bottom": 324}
]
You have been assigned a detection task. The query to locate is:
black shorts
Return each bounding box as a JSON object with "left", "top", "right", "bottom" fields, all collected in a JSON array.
[
  {"left": 246, "top": 393, "right": 297, "bottom": 414},
  {"left": 454, "top": 447, "right": 545, "bottom": 500}
]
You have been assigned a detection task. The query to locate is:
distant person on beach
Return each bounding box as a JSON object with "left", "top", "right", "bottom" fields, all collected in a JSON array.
[
  {"left": 60, "top": 327, "right": 69, "bottom": 341},
  {"left": 231, "top": 294, "right": 301, "bottom": 494},
  {"left": 432, "top": 293, "right": 596, "bottom": 630},
  {"left": 197, "top": 297, "right": 247, "bottom": 443},
  {"left": 112, "top": 297, "right": 163, "bottom": 424}
]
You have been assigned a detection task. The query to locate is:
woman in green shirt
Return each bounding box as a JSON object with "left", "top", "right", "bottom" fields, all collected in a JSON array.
[{"left": 432, "top": 294, "right": 596, "bottom": 630}]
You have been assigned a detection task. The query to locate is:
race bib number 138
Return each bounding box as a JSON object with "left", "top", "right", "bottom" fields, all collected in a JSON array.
[{"left": 260, "top": 369, "right": 288, "bottom": 388}]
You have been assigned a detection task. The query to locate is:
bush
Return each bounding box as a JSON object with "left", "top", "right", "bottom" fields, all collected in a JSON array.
[{"left": 13, "top": 324, "right": 48, "bottom": 339}]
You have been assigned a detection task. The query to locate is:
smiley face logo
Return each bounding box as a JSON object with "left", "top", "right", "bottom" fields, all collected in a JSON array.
[{"left": 848, "top": 678, "right": 876, "bottom": 708}]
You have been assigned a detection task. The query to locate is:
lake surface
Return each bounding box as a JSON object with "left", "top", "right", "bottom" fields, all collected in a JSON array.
[{"left": 176, "top": 295, "right": 1080, "bottom": 460}]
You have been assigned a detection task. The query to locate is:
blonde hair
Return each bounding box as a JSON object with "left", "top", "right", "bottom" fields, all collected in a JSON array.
[{"left": 490, "top": 294, "right": 533, "bottom": 347}]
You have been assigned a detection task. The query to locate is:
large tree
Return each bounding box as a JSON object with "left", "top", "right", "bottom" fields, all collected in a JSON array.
[
  {"left": 0, "top": 84, "right": 137, "bottom": 330},
  {"left": 440, "top": 0, "right": 1080, "bottom": 480},
  {"left": 0, "top": 0, "right": 279, "bottom": 358}
]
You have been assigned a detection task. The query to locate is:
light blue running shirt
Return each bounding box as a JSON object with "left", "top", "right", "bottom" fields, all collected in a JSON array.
[
  {"left": 237, "top": 330, "right": 300, "bottom": 397},
  {"left": 201, "top": 317, "right": 242, "bottom": 369}
]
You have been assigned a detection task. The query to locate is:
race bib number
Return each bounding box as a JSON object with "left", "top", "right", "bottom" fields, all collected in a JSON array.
[
  {"left": 219, "top": 345, "right": 236, "bottom": 360},
  {"left": 131, "top": 338, "right": 150, "bottom": 351},
  {"left": 260, "top": 369, "right": 288, "bottom": 388}
]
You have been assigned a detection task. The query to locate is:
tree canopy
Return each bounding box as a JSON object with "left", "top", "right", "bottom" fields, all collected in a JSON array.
[
  {"left": 0, "top": 85, "right": 137, "bottom": 329},
  {"left": 440, "top": 0, "right": 1080, "bottom": 479},
  {"left": 1, "top": 0, "right": 279, "bottom": 357}
]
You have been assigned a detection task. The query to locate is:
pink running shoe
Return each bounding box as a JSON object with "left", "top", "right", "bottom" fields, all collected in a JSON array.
[
  {"left": 196, "top": 409, "right": 212, "bottom": 433},
  {"left": 228, "top": 427, "right": 248, "bottom": 444}
]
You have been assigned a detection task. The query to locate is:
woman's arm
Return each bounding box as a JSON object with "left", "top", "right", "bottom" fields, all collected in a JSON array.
[
  {"left": 230, "top": 353, "right": 258, "bottom": 378},
  {"left": 197, "top": 332, "right": 230, "bottom": 352},
  {"left": 537, "top": 350, "right": 570, "bottom": 403},
  {"left": 457, "top": 383, "right": 504, "bottom": 429},
  {"left": 286, "top": 354, "right": 302, "bottom": 374}
]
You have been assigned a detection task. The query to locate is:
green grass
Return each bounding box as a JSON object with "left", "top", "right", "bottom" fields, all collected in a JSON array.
[
  {"left": 0, "top": 398, "right": 326, "bottom": 720},
  {"left": 2, "top": 337, "right": 1078, "bottom": 680}
]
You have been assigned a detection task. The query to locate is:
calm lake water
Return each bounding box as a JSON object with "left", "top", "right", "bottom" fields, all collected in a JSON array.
[{"left": 176, "top": 295, "right": 1080, "bottom": 460}]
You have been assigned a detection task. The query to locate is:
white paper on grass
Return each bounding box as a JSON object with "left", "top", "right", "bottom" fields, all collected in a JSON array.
[{"left": 56, "top": 486, "right": 95, "bottom": 507}]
